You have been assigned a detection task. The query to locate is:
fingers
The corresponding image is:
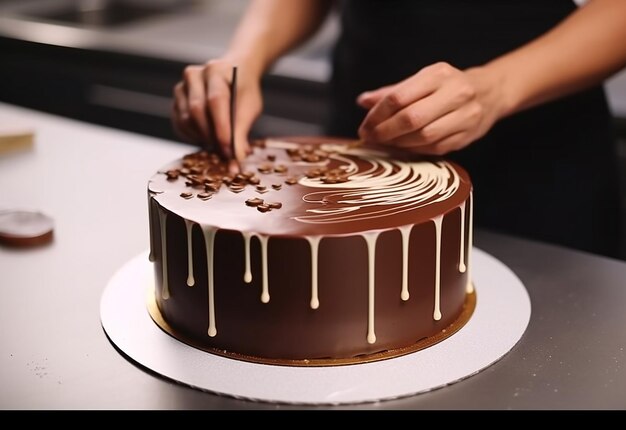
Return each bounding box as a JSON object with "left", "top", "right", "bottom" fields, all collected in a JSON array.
[
  {"left": 358, "top": 64, "right": 446, "bottom": 138},
  {"left": 183, "top": 65, "right": 211, "bottom": 141},
  {"left": 355, "top": 62, "right": 497, "bottom": 156},
  {"left": 364, "top": 82, "right": 471, "bottom": 143},
  {"left": 389, "top": 103, "right": 485, "bottom": 155},
  {"left": 173, "top": 60, "right": 263, "bottom": 162},
  {"left": 172, "top": 82, "right": 203, "bottom": 144},
  {"left": 232, "top": 91, "right": 261, "bottom": 160},
  {"left": 356, "top": 85, "right": 394, "bottom": 109},
  {"left": 205, "top": 63, "right": 233, "bottom": 159},
  {"left": 400, "top": 132, "right": 469, "bottom": 156}
]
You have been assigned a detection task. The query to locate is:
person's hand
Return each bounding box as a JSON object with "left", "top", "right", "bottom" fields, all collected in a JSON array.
[
  {"left": 172, "top": 59, "right": 262, "bottom": 160},
  {"left": 357, "top": 62, "right": 505, "bottom": 156}
]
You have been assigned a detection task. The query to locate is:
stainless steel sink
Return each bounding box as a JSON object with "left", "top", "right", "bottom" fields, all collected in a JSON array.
[{"left": 14, "top": 0, "right": 194, "bottom": 28}]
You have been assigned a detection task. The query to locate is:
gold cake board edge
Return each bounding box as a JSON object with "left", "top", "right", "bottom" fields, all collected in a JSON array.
[{"left": 147, "top": 286, "right": 476, "bottom": 368}]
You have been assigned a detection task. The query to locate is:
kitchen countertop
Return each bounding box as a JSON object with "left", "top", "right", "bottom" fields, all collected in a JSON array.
[{"left": 1, "top": 102, "right": 625, "bottom": 410}]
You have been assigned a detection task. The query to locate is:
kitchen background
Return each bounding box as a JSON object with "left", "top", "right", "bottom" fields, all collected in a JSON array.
[{"left": 1, "top": 0, "right": 625, "bottom": 256}]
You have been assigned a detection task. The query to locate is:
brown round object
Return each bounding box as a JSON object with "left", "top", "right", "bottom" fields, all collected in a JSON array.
[
  {"left": 0, "top": 210, "right": 54, "bottom": 248},
  {"left": 147, "top": 137, "right": 474, "bottom": 362}
]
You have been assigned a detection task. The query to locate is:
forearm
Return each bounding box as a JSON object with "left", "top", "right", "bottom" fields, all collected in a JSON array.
[
  {"left": 483, "top": 0, "right": 626, "bottom": 118},
  {"left": 223, "top": 0, "right": 334, "bottom": 77}
]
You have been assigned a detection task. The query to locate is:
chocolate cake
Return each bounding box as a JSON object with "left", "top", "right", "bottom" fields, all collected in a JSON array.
[{"left": 147, "top": 137, "right": 475, "bottom": 365}]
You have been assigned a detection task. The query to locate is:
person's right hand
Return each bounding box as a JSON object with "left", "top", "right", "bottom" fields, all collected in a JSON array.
[{"left": 172, "top": 59, "right": 262, "bottom": 161}]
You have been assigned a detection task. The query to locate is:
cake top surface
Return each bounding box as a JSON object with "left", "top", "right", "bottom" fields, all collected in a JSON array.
[{"left": 148, "top": 137, "right": 471, "bottom": 236}]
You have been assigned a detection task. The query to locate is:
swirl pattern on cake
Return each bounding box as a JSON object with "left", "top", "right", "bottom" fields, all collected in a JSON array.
[{"left": 291, "top": 145, "right": 460, "bottom": 225}]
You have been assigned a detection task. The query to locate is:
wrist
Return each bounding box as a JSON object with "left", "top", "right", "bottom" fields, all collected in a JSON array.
[
  {"left": 467, "top": 62, "right": 518, "bottom": 121},
  {"left": 220, "top": 49, "right": 267, "bottom": 81}
]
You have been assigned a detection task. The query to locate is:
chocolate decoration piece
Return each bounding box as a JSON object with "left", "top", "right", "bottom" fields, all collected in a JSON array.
[
  {"left": 147, "top": 136, "right": 474, "bottom": 363},
  {"left": 197, "top": 193, "right": 212, "bottom": 200},
  {"left": 245, "top": 198, "right": 264, "bottom": 207},
  {"left": 228, "top": 186, "right": 245, "bottom": 193},
  {"left": 165, "top": 170, "right": 179, "bottom": 180},
  {"left": 258, "top": 163, "right": 273, "bottom": 174}
]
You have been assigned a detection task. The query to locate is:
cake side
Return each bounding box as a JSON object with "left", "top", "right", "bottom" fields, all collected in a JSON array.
[{"left": 147, "top": 137, "right": 474, "bottom": 362}]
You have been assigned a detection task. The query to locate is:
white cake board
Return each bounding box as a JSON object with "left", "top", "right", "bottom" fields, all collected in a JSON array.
[{"left": 100, "top": 248, "right": 531, "bottom": 405}]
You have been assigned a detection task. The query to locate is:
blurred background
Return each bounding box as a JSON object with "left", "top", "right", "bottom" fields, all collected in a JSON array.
[
  {"left": 0, "top": 0, "right": 338, "bottom": 139},
  {"left": 1, "top": 0, "right": 625, "bottom": 255}
]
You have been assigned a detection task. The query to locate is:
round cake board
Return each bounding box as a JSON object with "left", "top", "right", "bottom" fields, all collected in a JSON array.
[{"left": 100, "top": 248, "right": 531, "bottom": 405}]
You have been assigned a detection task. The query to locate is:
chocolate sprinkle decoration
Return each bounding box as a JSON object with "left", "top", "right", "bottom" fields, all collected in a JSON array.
[
  {"left": 285, "top": 145, "right": 331, "bottom": 164},
  {"left": 257, "top": 204, "right": 271, "bottom": 213},
  {"left": 180, "top": 192, "right": 193, "bottom": 199},
  {"left": 166, "top": 170, "right": 179, "bottom": 180},
  {"left": 271, "top": 183, "right": 282, "bottom": 190},
  {"left": 268, "top": 202, "right": 282, "bottom": 209},
  {"left": 245, "top": 198, "right": 264, "bottom": 207},
  {"left": 228, "top": 185, "right": 245, "bottom": 193},
  {"left": 258, "top": 163, "right": 273, "bottom": 174},
  {"left": 197, "top": 192, "right": 212, "bottom": 200}
]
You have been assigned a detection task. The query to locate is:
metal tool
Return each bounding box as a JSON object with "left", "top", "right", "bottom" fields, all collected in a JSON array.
[{"left": 229, "top": 66, "right": 238, "bottom": 159}]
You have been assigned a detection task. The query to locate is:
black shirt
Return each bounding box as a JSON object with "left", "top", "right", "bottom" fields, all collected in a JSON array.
[{"left": 327, "top": 0, "right": 620, "bottom": 258}]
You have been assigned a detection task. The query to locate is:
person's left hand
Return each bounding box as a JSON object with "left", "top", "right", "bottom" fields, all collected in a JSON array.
[{"left": 357, "top": 62, "right": 505, "bottom": 155}]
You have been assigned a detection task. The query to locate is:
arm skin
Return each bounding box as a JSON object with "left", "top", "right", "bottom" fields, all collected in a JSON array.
[
  {"left": 172, "top": 0, "right": 334, "bottom": 160},
  {"left": 358, "top": 0, "right": 626, "bottom": 155}
]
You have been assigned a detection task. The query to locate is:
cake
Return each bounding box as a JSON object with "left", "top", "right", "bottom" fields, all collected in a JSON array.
[{"left": 147, "top": 136, "right": 475, "bottom": 365}]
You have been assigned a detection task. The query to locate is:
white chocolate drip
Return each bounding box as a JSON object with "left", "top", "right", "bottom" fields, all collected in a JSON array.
[
  {"left": 364, "top": 232, "right": 380, "bottom": 344},
  {"left": 241, "top": 232, "right": 270, "bottom": 303},
  {"left": 399, "top": 225, "right": 412, "bottom": 301},
  {"left": 433, "top": 215, "right": 443, "bottom": 321},
  {"left": 202, "top": 225, "right": 218, "bottom": 337},
  {"left": 306, "top": 236, "right": 322, "bottom": 309},
  {"left": 242, "top": 232, "right": 252, "bottom": 284},
  {"left": 148, "top": 195, "right": 156, "bottom": 262},
  {"left": 466, "top": 192, "right": 474, "bottom": 294},
  {"left": 185, "top": 219, "right": 195, "bottom": 287},
  {"left": 459, "top": 201, "right": 467, "bottom": 273},
  {"left": 157, "top": 207, "right": 169, "bottom": 300},
  {"left": 257, "top": 234, "right": 270, "bottom": 303}
]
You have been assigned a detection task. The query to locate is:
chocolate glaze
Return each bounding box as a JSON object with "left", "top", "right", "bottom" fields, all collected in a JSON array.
[{"left": 148, "top": 137, "right": 473, "bottom": 361}]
